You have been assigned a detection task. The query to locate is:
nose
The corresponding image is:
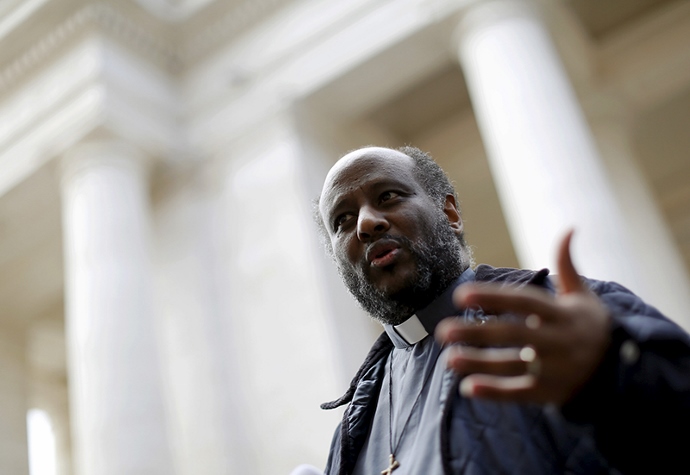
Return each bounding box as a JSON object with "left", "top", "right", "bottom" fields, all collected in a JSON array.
[{"left": 357, "top": 206, "right": 389, "bottom": 241}]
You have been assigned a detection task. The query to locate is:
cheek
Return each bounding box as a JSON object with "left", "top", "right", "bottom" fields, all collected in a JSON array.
[
  {"left": 333, "top": 236, "right": 359, "bottom": 265},
  {"left": 397, "top": 210, "right": 429, "bottom": 237}
]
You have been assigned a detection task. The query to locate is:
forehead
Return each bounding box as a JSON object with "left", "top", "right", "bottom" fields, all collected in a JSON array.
[{"left": 319, "top": 148, "right": 418, "bottom": 213}]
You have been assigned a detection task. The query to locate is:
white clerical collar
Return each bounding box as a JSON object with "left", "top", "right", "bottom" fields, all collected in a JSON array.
[
  {"left": 384, "top": 268, "right": 475, "bottom": 349},
  {"left": 390, "top": 315, "right": 428, "bottom": 346}
]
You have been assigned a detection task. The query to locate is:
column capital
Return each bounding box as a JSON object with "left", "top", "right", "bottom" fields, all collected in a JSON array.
[
  {"left": 60, "top": 140, "right": 152, "bottom": 187},
  {"left": 454, "top": 0, "right": 541, "bottom": 43}
]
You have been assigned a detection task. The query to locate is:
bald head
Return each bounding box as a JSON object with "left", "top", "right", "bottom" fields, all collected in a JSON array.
[
  {"left": 318, "top": 146, "right": 459, "bottom": 229},
  {"left": 319, "top": 147, "right": 416, "bottom": 224},
  {"left": 321, "top": 147, "right": 412, "bottom": 194}
]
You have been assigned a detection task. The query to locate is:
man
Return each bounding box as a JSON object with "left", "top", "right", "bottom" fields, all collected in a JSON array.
[{"left": 315, "top": 146, "right": 690, "bottom": 474}]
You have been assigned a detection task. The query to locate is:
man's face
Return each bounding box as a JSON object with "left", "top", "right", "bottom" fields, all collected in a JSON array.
[{"left": 319, "top": 147, "right": 466, "bottom": 325}]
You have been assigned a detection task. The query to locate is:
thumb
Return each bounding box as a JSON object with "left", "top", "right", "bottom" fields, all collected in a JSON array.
[{"left": 557, "top": 229, "right": 584, "bottom": 294}]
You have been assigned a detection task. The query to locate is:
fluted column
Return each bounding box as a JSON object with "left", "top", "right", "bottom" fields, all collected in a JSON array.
[
  {"left": 455, "top": 0, "right": 647, "bottom": 295},
  {"left": 60, "top": 141, "right": 173, "bottom": 475}
]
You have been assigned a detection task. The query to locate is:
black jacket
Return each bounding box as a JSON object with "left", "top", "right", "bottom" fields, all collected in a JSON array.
[{"left": 322, "top": 265, "right": 690, "bottom": 474}]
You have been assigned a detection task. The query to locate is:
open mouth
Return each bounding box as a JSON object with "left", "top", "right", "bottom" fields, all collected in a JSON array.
[
  {"left": 367, "top": 242, "right": 402, "bottom": 268},
  {"left": 372, "top": 248, "right": 399, "bottom": 267}
]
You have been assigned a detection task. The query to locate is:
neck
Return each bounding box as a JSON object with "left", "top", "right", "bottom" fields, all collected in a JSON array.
[{"left": 384, "top": 267, "right": 475, "bottom": 348}]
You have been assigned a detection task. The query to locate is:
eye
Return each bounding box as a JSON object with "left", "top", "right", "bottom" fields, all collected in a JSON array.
[
  {"left": 380, "top": 191, "right": 400, "bottom": 203},
  {"left": 333, "top": 213, "right": 353, "bottom": 231}
]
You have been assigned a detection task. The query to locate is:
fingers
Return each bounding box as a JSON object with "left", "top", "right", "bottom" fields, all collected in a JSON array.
[
  {"left": 557, "top": 229, "right": 585, "bottom": 295},
  {"left": 436, "top": 319, "right": 556, "bottom": 350},
  {"left": 455, "top": 285, "right": 554, "bottom": 318},
  {"left": 453, "top": 284, "right": 558, "bottom": 322},
  {"left": 452, "top": 230, "right": 586, "bottom": 317},
  {"left": 446, "top": 346, "right": 527, "bottom": 377}
]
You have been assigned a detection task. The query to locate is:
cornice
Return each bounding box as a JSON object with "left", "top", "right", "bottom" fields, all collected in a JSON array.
[
  {"left": 95, "top": 3, "right": 179, "bottom": 68},
  {"left": 133, "top": 0, "right": 217, "bottom": 23},
  {"left": 180, "top": 0, "right": 291, "bottom": 62},
  {"left": 0, "top": 0, "right": 303, "bottom": 96},
  {"left": 0, "top": 2, "right": 179, "bottom": 95},
  {"left": 0, "top": 0, "right": 305, "bottom": 97},
  {"left": 0, "top": 6, "right": 90, "bottom": 94}
]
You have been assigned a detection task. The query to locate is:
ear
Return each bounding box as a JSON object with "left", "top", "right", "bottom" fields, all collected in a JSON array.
[{"left": 443, "top": 194, "right": 464, "bottom": 237}]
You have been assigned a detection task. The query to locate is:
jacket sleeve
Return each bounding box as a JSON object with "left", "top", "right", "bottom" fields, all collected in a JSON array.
[{"left": 561, "top": 279, "right": 690, "bottom": 474}]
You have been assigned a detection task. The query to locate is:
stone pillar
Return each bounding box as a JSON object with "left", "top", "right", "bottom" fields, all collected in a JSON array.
[
  {"left": 217, "top": 119, "right": 344, "bottom": 473},
  {"left": 153, "top": 176, "right": 252, "bottom": 475},
  {"left": 455, "top": 0, "right": 647, "bottom": 296},
  {"left": 0, "top": 325, "right": 29, "bottom": 475},
  {"left": 60, "top": 141, "right": 173, "bottom": 475}
]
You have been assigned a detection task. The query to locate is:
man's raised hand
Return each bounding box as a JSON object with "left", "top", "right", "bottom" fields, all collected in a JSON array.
[{"left": 435, "top": 231, "right": 611, "bottom": 405}]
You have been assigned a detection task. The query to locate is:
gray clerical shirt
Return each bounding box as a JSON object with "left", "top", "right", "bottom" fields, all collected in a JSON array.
[{"left": 352, "top": 268, "right": 486, "bottom": 475}]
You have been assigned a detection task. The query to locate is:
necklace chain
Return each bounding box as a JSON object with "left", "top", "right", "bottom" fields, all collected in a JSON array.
[{"left": 385, "top": 345, "right": 441, "bottom": 473}]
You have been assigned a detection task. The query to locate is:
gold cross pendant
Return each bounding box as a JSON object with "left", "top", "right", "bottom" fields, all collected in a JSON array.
[{"left": 381, "top": 454, "right": 400, "bottom": 475}]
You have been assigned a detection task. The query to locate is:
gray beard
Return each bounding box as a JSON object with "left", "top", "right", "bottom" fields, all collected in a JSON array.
[{"left": 337, "top": 216, "right": 469, "bottom": 326}]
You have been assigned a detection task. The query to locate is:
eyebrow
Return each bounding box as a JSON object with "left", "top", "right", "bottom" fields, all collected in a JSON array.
[{"left": 324, "top": 178, "right": 414, "bottom": 219}]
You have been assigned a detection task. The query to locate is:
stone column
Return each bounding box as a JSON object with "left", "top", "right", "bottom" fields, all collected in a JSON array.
[
  {"left": 217, "top": 119, "right": 345, "bottom": 473},
  {"left": 0, "top": 325, "right": 29, "bottom": 475},
  {"left": 60, "top": 141, "right": 173, "bottom": 475},
  {"left": 454, "top": 0, "right": 647, "bottom": 296},
  {"left": 153, "top": 176, "right": 252, "bottom": 475}
]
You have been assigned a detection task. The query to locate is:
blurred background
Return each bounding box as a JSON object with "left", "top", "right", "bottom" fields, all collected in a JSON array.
[{"left": 1, "top": 0, "right": 690, "bottom": 474}]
